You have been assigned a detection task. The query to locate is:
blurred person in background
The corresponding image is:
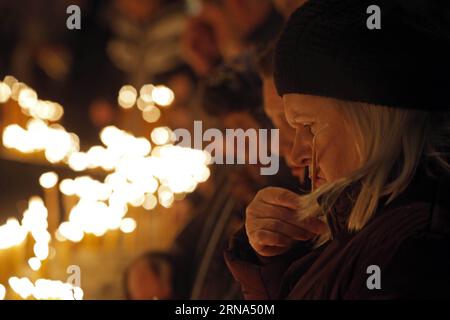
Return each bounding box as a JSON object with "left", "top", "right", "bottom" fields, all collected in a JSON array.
[
  {"left": 103, "top": 0, "right": 193, "bottom": 137},
  {"left": 164, "top": 64, "right": 266, "bottom": 300},
  {"left": 105, "top": 0, "right": 187, "bottom": 85},
  {"left": 256, "top": 42, "right": 308, "bottom": 185},
  {"left": 152, "top": 64, "right": 199, "bottom": 131},
  {"left": 124, "top": 251, "right": 190, "bottom": 299},
  {"left": 161, "top": 56, "right": 301, "bottom": 299},
  {"left": 199, "top": 56, "right": 267, "bottom": 189},
  {"left": 181, "top": 0, "right": 283, "bottom": 77},
  {"left": 183, "top": 59, "right": 303, "bottom": 299}
]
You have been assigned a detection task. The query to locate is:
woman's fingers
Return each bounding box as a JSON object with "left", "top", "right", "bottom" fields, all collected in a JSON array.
[
  {"left": 249, "top": 218, "right": 316, "bottom": 241},
  {"left": 248, "top": 229, "right": 292, "bottom": 248},
  {"left": 248, "top": 187, "right": 328, "bottom": 235},
  {"left": 245, "top": 187, "right": 330, "bottom": 256},
  {"left": 256, "top": 245, "right": 292, "bottom": 257},
  {"left": 255, "top": 187, "right": 300, "bottom": 210},
  {"left": 247, "top": 200, "right": 299, "bottom": 224}
]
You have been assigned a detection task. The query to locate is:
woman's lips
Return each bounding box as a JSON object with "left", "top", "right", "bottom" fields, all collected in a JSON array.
[{"left": 287, "top": 164, "right": 326, "bottom": 184}]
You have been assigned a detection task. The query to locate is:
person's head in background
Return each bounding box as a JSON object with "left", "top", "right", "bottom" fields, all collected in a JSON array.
[
  {"left": 153, "top": 64, "right": 197, "bottom": 109},
  {"left": 212, "top": 0, "right": 277, "bottom": 42},
  {"left": 152, "top": 64, "right": 198, "bottom": 130},
  {"left": 182, "top": 0, "right": 282, "bottom": 76},
  {"left": 272, "top": 0, "right": 309, "bottom": 19},
  {"left": 256, "top": 43, "right": 306, "bottom": 183},
  {"left": 124, "top": 252, "right": 175, "bottom": 300},
  {"left": 199, "top": 61, "right": 271, "bottom": 205},
  {"left": 200, "top": 59, "right": 267, "bottom": 141}
]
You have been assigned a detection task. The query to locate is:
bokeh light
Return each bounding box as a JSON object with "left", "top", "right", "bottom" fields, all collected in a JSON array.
[
  {"left": 39, "top": 172, "right": 59, "bottom": 189},
  {"left": 118, "top": 85, "right": 137, "bottom": 109},
  {"left": 151, "top": 85, "right": 174, "bottom": 107}
]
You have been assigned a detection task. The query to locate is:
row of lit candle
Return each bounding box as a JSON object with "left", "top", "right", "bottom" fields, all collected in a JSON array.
[
  {"left": 118, "top": 83, "right": 174, "bottom": 123},
  {"left": 8, "top": 277, "right": 83, "bottom": 300},
  {"left": 0, "top": 76, "right": 63, "bottom": 121},
  {"left": 0, "top": 75, "right": 209, "bottom": 299}
]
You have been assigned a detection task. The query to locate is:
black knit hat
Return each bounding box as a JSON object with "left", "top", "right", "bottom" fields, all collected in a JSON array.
[{"left": 274, "top": 0, "right": 450, "bottom": 111}]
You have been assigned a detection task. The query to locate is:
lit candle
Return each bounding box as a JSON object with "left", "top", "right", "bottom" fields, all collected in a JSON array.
[{"left": 39, "top": 172, "right": 60, "bottom": 235}]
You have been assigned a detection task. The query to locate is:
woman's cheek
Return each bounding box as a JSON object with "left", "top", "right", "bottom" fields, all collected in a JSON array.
[
  {"left": 320, "top": 143, "right": 348, "bottom": 182},
  {"left": 319, "top": 155, "right": 334, "bottom": 182}
]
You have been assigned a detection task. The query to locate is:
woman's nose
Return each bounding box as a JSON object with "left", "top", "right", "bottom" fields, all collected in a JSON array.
[{"left": 291, "top": 129, "right": 312, "bottom": 168}]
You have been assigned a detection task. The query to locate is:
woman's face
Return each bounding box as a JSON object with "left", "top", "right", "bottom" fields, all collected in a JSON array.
[{"left": 283, "top": 94, "right": 361, "bottom": 188}]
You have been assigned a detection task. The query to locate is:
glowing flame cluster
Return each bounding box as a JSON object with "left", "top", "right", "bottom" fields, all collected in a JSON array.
[
  {"left": 3, "top": 119, "right": 79, "bottom": 163},
  {"left": 104, "top": 139, "right": 210, "bottom": 204},
  {"left": 118, "top": 84, "right": 174, "bottom": 123},
  {"left": 0, "top": 197, "right": 82, "bottom": 300},
  {"left": 0, "top": 76, "right": 63, "bottom": 121},
  {"left": 55, "top": 142, "right": 210, "bottom": 239},
  {"left": 2, "top": 121, "right": 210, "bottom": 241},
  {"left": 56, "top": 175, "right": 132, "bottom": 240},
  {"left": 61, "top": 126, "right": 209, "bottom": 209},
  {"left": 22, "top": 197, "right": 52, "bottom": 268},
  {"left": 0, "top": 284, "right": 5, "bottom": 300},
  {"left": 18, "top": 125, "right": 153, "bottom": 172},
  {"left": 0, "top": 218, "right": 27, "bottom": 250},
  {"left": 0, "top": 197, "right": 51, "bottom": 268},
  {"left": 8, "top": 277, "right": 83, "bottom": 300},
  {"left": 0, "top": 76, "right": 211, "bottom": 299}
]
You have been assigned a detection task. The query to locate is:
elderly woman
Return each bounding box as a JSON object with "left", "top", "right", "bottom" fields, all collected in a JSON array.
[{"left": 225, "top": 0, "right": 450, "bottom": 299}]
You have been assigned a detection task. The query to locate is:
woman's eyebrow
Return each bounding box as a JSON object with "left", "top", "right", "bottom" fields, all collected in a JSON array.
[
  {"left": 293, "top": 114, "right": 316, "bottom": 123},
  {"left": 285, "top": 116, "right": 296, "bottom": 128}
]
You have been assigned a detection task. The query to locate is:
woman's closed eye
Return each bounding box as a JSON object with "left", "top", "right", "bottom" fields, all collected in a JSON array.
[
  {"left": 298, "top": 122, "right": 315, "bottom": 135},
  {"left": 302, "top": 122, "right": 331, "bottom": 137},
  {"left": 292, "top": 116, "right": 316, "bottom": 133},
  {"left": 303, "top": 123, "right": 313, "bottom": 130}
]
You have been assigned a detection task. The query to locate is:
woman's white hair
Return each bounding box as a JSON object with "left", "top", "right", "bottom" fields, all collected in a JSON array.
[{"left": 297, "top": 101, "right": 450, "bottom": 242}]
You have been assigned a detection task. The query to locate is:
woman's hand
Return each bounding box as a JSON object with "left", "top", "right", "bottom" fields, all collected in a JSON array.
[{"left": 246, "top": 187, "right": 328, "bottom": 257}]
